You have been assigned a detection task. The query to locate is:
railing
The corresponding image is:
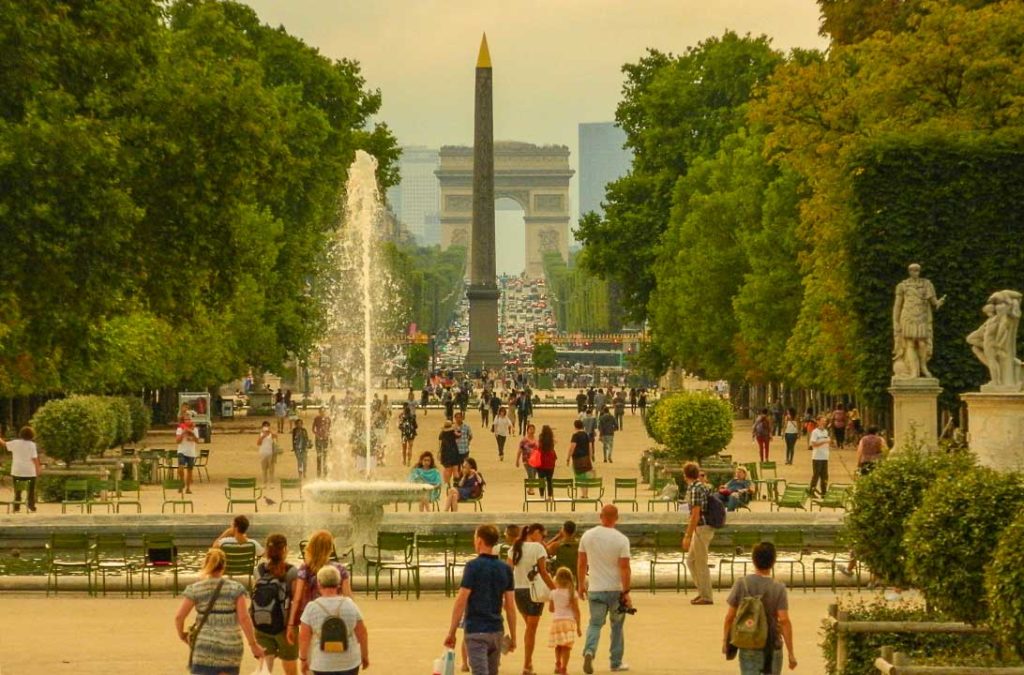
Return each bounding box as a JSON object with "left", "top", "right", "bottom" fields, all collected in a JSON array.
[{"left": 873, "top": 645, "right": 1024, "bottom": 675}]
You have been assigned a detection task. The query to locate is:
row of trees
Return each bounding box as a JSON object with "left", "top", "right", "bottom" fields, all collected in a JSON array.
[
  {"left": 0, "top": 0, "right": 398, "bottom": 399},
  {"left": 541, "top": 251, "right": 619, "bottom": 333},
  {"left": 577, "top": 0, "right": 1024, "bottom": 410}
]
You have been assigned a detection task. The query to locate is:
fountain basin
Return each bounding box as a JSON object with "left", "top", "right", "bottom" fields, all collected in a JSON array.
[{"left": 302, "top": 480, "right": 435, "bottom": 507}]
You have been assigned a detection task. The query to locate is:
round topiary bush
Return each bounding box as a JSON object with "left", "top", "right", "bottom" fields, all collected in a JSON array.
[
  {"left": 904, "top": 465, "right": 1024, "bottom": 624},
  {"left": 986, "top": 507, "right": 1024, "bottom": 660},
  {"left": 122, "top": 396, "right": 152, "bottom": 443},
  {"left": 845, "top": 449, "right": 975, "bottom": 588},
  {"left": 30, "top": 396, "right": 116, "bottom": 464},
  {"left": 648, "top": 391, "right": 733, "bottom": 461}
]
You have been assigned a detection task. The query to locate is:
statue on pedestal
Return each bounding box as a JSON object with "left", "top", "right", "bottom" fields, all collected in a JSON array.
[
  {"left": 893, "top": 263, "right": 945, "bottom": 380},
  {"left": 967, "top": 290, "right": 1023, "bottom": 391}
]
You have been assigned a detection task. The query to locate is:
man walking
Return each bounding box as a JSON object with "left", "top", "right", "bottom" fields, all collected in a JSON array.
[
  {"left": 445, "top": 524, "right": 516, "bottom": 675},
  {"left": 582, "top": 407, "right": 598, "bottom": 460},
  {"left": 598, "top": 406, "right": 618, "bottom": 463},
  {"left": 578, "top": 504, "right": 632, "bottom": 673},
  {"left": 683, "top": 462, "right": 715, "bottom": 605},
  {"left": 312, "top": 407, "right": 331, "bottom": 479},
  {"left": 613, "top": 389, "right": 626, "bottom": 431},
  {"left": 723, "top": 542, "right": 798, "bottom": 674},
  {"left": 809, "top": 416, "right": 831, "bottom": 497},
  {"left": 454, "top": 410, "right": 474, "bottom": 461}
]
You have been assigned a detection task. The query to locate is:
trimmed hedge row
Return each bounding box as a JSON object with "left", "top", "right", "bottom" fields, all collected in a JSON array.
[{"left": 30, "top": 395, "right": 151, "bottom": 463}]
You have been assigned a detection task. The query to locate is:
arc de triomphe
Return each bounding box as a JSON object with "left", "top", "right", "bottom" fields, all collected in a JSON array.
[{"left": 436, "top": 141, "right": 574, "bottom": 278}]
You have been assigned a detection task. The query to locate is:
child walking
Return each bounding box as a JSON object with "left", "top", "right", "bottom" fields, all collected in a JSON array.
[{"left": 548, "top": 567, "right": 582, "bottom": 675}]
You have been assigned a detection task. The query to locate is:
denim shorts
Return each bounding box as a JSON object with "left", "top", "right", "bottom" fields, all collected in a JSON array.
[{"left": 178, "top": 453, "right": 196, "bottom": 469}]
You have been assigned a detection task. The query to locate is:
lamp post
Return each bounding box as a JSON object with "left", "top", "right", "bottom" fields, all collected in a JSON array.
[{"left": 430, "top": 333, "right": 438, "bottom": 376}]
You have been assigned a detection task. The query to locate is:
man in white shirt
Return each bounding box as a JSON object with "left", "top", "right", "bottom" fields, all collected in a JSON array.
[
  {"left": 578, "top": 504, "right": 632, "bottom": 673},
  {"left": 809, "top": 416, "right": 831, "bottom": 497},
  {"left": 7, "top": 426, "right": 42, "bottom": 512},
  {"left": 176, "top": 410, "right": 199, "bottom": 494}
]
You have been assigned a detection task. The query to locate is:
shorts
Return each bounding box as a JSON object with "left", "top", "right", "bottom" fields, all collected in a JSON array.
[
  {"left": 514, "top": 588, "right": 544, "bottom": 617},
  {"left": 256, "top": 629, "right": 298, "bottom": 660},
  {"left": 177, "top": 453, "right": 196, "bottom": 469}
]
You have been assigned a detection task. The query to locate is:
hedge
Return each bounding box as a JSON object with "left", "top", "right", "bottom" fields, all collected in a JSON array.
[
  {"left": 844, "top": 447, "right": 975, "bottom": 587},
  {"left": 849, "top": 136, "right": 1024, "bottom": 409},
  {"left": 648, "top": 391, "right": 733, "bottom": 461},
  {"left": 986, "top": 507, "right": 1024, "bottom": 660},
  {"left": 904, "top": 465, "right": 1024, "bottom": 624},
  {"left": 30, "top": 395, "right": 147, "bottom": 463}
]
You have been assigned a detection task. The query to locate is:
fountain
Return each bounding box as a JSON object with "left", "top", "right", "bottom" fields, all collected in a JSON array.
[{"left": 301, "top": 150, "right": 435, "bottom": 553}]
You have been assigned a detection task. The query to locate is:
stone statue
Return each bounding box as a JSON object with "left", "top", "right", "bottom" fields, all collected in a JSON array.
[
  {"left": 967, "top": 289, "right": 1023, "bottom": 391},
  {"left": 892, "top": 263, "right": 945, "bottom": 380}
]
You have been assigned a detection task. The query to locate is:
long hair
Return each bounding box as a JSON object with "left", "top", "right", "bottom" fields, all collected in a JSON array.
[
  {"left": 512, "top": 523, "right": 545, "bottom": 567},
  {"left": 554, "top": 566, "right": 576, "bottom": 590},
  {"left": 264, "top": 534, "right": 289, "bottom": 578},
  {"left": 539, "top": 425, "right": 555, "bottom": 453},
  {"left": 200, "top": 548, "right": 226, "bottom": 578},
  {"left": 304, "top": 530, "right": 334, "bottom": 574}
]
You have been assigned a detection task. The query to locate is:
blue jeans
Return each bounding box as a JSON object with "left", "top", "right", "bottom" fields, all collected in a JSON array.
[
  {"left": 584, "top": 591, "right": 625, "bottom": 668},
  {"left": 739, "top": 648, "right": 782, "bottom": 675}
]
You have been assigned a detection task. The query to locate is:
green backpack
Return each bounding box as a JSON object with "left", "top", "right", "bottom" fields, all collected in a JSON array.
[
  {"left": 315, "top": 599, "right": 349, "bottom": 654},
  {"left": 730, "top": 577, "right": 768, "bottom": 650}
]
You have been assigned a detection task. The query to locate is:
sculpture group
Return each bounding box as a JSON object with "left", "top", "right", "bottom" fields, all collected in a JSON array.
[{"left": 968, "top": 290, "right": 1023, "bottom": 391}]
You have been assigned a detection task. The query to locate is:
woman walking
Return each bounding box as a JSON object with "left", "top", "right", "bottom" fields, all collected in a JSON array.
[
  {"left": 398, "top": 403, "right": 418, "bottom": 467},
  {"left": 492, "top": 407, "right": 513, "bottom": 461},
  {"left": 831, "top": 403, "right": 848, "bottom": 449},
  {"left": 286, "top": 530, "right": 353, "bottom": 648},
  {"left": 292, "top": 419, "right": 311, "bottom": 480},
  {"left": 298, "top": 565, "right": 369, "bottom": 675},
  {"left": 257, "top": 421, "right": 277, "bottom": 488},
  {"left": 507, "top": 392, "right": 519, "bottom": 437},
  {"left": 517, "top": 423, "right": 539, "bottom": 494},
  {"left": 253, "top": 535, "right": 299, "bottom": 675},
  {"left": 175, "top": 548, "right": 265, "bottom": 674},
  {"left": 783, "top": 408, "right": 799, "bottom": 466},
  {"left": 752, "top": 407, "right": 772, "bottom": 462},
  {"left": 438, "top": 420, "right": 462, "bottom": 486},
  {"left": 536, "top": 425, "right": 558, "bottom": 498},
  {"left": 479, "top": 391, "right": 491, "bottom": 428},
  {"left": 509, "top": 523, "right": 555, "bottom": 675}
]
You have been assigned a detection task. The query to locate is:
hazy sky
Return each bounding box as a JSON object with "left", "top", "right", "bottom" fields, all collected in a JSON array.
[{"left": 239, "top": 0, "right": 828, "bottom": 273}]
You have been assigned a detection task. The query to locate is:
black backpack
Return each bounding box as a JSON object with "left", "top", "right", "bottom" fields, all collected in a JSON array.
[
  {"left": 704, "top": 490, "right": 727, "bottom": 529},
  {"left": 250, "top": 563, "right": 292, "bottom": 635},
  {"left": 317, "top": 599, "right": 349, "bottom": 653}
]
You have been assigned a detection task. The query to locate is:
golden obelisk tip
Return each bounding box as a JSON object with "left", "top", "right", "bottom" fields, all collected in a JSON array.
[{"left": 477, "top": 33, "right": 491, "bottom": 69}]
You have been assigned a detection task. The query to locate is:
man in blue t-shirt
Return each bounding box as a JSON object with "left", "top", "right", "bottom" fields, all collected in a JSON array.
[{"left": 445, "top": 524, "right": 517, "bottom": 674}]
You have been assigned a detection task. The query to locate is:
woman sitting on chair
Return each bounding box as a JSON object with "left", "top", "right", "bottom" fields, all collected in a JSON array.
[
  {"left": 443, "top": 457, "right": 484, "bottom": 512},
  {"left": 409, "top": 451, "right": 442, "bottom": 512}
]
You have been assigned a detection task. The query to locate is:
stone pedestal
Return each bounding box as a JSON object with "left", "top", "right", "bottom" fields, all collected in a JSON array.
[
  {"left": 889, "top": 378, "right": 942, "bottom": 451},
  {"left": 465, "top": 285, "right": 502, "bottom": 370},
  {"left": 960, "top": 392, "right": 1024, "bottom": 472}
]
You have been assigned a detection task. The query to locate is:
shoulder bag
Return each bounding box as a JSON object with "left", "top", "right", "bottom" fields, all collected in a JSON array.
[{"left": 188, "top": 578, "right": 226, "bottom": 669}]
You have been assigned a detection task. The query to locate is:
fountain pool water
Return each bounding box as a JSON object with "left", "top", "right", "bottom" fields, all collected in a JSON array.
[{"left": 303, "top": 150, "right": 434, "bottom": 555}]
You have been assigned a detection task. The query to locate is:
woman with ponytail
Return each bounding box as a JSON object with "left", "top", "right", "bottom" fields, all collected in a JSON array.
[
  {"left": 508, "top": 523, "right": 554, "bottom": 675},
  {"left": 253, "top": 534, "right": 299, "bottom": 674}
]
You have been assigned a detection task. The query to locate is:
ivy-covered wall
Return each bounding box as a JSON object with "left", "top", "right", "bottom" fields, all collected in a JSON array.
[{"left": 848, "top": 136, "right": 1024, "bottom": 409}]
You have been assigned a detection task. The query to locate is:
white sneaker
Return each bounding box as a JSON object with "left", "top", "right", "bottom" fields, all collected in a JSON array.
[{"left": 612, "top": 665, "right": 630, "bottom": 672}]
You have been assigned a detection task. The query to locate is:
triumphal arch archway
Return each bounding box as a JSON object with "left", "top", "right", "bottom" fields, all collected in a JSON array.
[{"left": 436, "top": 141, "right": 574, "bottom": 278}]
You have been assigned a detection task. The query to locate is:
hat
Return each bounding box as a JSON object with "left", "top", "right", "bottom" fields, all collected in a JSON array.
[{"left": 442, "top": 421, "right": 454, "bottom": 430}]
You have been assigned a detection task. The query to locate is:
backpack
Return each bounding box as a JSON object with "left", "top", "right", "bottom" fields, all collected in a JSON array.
[
  {"left": 703, "top": 490, "right": 727, "bottom": 529},
  {"left": 754, "top": 417, "right": 767, "bottom": 436},
  {"left": 316, "top": 599, "right": 349, "bottom": 653},
  {"left": 250, "top": 563, "right": 293, "bottom": 635},
  {"left": 730, "top": 577, "right": 768, "bottom": 649}
]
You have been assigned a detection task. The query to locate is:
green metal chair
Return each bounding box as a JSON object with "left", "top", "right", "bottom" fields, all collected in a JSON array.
[
  {"left": 717, "top": 530, "right": 762, "bottom": 589},
  {"left": 572, "top": 478, "right": 605, "bottom": 512},
  {"left": 61, "top": 478, "right": 91, "bottom": 514},
  {"left": 115, "top": 479, "right": 143, "bottom": 513},
  {"left": 224, "top": 477, "right": 263, "bottom": 512},
  {"left": 87, "top": 479, "right": 116, "bottom": 514},
  {"left": 649, "top": 530, "right": 687, "bottom": 594},
  {"left": 522, "top": 478, "right": 548, "bottom": 511},
  {"left": 4, "top": 477, "right": 33, "bottom": 513},
  {"left": 811, "top": 484, "right": 852, "bottom": 511},
  {"left": 449, "top": 531, "right": 478, "bottom": 587},
  {"left": 743, "top": 462, "right": 762, "bottom": 499},
  {"left": 161, "top": 479, "right": 193, "bottom": 513},
  {"left": 812, "top": 546, "right": 861, "bottom": 592},
  {"left": 415, "top": 533, "right": 456, "bottom": 597},
  {"left": 46, "top": 533, "right": 95, "bottom": 596},
  {"left": 279, "top": 478, "right": 305, "bottom": 512},
  {"left": 611, "top": 478, "right": 639, "bottom": 512},
  {"left": 160, "top": 449, "right": 179, "bottom": 482},
  {"left": 547, "top": 478, "right": 575, "bottom": 511},
  {"left": 646, "top": 476, "right": 677, "bottom": 512},
  {"left": 772, "top": 483, "right": 810, "bottom": 512},
  {"left": 95, "top": 533, "right": 135, "bottom": 597},
  {"left": 141, "top": 533, "right": 179, "bottom": 596},
  {"left": 772, "top": 530, "right": 808, "bottom": 591},
  {"left": 222, "top": 542, "right": 258, "bottom": 589},
  {"left": 755, "top": 461, "right": 783, "bottom": 500},
  {"left": 195, "top": 448, "right": 211, "bottom": 483},
  {"left": 363, "top": 532, "right": 416, "bottom": 599}
]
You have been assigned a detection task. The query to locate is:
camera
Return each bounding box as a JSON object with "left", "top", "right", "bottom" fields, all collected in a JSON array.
[{"left": 617, "top": 597, "right": 637, "bottom": 615}]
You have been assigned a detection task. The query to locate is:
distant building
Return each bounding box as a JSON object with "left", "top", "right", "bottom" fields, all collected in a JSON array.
[
  {"left": 386, "top": 146, "right": 441, "bottom": 245},
  {"left": 578, "top": 122, "right": 632, "bottom": 218}
]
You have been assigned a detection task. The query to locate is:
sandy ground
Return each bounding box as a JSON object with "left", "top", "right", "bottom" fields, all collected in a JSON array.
[
  {"left": 0, "top": 589, "right": 844, "bottom": 674},
  {"left": 1, "top": 390, "right": 861, "bottom": 673}
]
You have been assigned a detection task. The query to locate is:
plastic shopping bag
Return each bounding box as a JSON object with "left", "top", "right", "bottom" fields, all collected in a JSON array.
[
  {"left": 432, "top": 648, "right": 456, "bottom": 675},
  {"left": 248, "top": 661, "right": 272, "bottom": 675}
]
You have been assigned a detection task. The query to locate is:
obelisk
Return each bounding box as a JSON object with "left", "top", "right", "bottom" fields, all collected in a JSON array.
[{"left": 465, "top": 34, "right": 502, "bottom": 372}]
